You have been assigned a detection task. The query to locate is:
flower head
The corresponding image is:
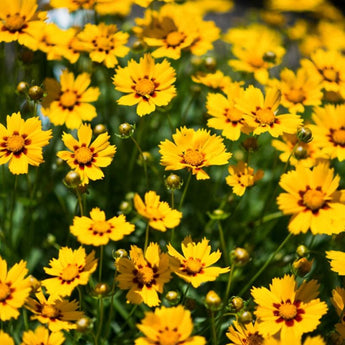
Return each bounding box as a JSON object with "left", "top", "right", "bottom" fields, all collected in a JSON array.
[
  {"left": 134, "top": 191, "right": 182, "bottom": 231},
  {"left": 0, "top": 256, "right": 31, "bottom": 321},
  {"left": 41, "top": 70, "right": 100, "bottom": 129},
  {"left": 159, "top": 127, "right": 231, "bottom": 180},
  {"left": 226, "top": 320, "right": 264, "bottom": 345},
  {"left": 116, "top": 243, "right": 173, "bottom": 307},
  {"left": 42, "top": 247, "right": 98, "bottom": 299},
  {"left": 277, "top": 163, "right": 345, "bottom": 234},
  {"left": 167, "top": 237, "right": 229, "bottom": 288},
  {"left": 135, "top": 305, "right": 206, "bottom": 345},
  {"left": 0, "top": 331, "right": 14, "bottom": 345},
  {"left": 21, "top": 325, "right": 65, "bottom": 345},
  {"left": 251, "top": 274, "right": 327, "bottom": 343},
  {"left": 0, "top": 112, "right": 52, "bottom": 174},
  {"left": 57, "top": 124, "right": 116, "bottom": 185},
  {"left": 326, "top": 251, "right": 345, "bottom": 275},
  {"left": 70, "top": 207, "right": 135, "bottom": 246},
  {"left": 113, "top": 53, "right": 176, "bottom": 116}
]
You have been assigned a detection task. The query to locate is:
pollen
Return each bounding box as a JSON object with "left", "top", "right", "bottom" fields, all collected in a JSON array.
[
  {"left": 332, "top": 129, "right": 345, "bottom": 146},
  {"left": 41, "top": 304, "right": 60, "bottom": 319},
  {"left": 7, "top": 134, "right": 25, "bottom": 153},
  {"left": 4, "top": 14, "right": 26, "bottom": 32},
  {"left": 279, "top": 302, "right": 297, "bottom": 320},
  {"left": 60, "top": 91, "right": 78, "bottom": 108},
  {"left": 137, "top": 266, "right": 154, "bottom": 284},
  {"left": 75, "top": 147, "right": 93, "bottom": 164},
  {"left": 166, "top": 31, "right": 184, "bottom": 47},
  {"left": 256, "top": 108, "right": 275, "bottom": 125},
  {"left": 183, "top": 149, "right": 204, "bottom": 167},
  {"left": 0, "top": 282, "right": 11, "bottom": 301},
  {"left": 135, "top": 79, "right": 155, "bottom": 97},
  {"left": 303, "top": 189, "right": 325, "bottom": 211},
  {"left": 60, "top": 264, "right": 79, "bottom": 282},
  {"left": 185, "top": 257, "right": 203, "bottom": 275}
]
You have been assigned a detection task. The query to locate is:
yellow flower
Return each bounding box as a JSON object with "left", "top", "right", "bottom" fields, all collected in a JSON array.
[
  {"left": 330, "top": 287, "right": 345, "bottom": 318},
  {"left": 135, "top": 305, "right": 206, "bottom": 345},
  {"left": 235, "top": 86, "right": 303, "bottom": 137},
  {"left": 57, "top": 124, "right": 116, "bottom": 185},
  {"left": 310, "top": 104, "right": 345, "bottom": 161},
  {"left": 326, "top": 251, "right": 345, "bottom": 276},
  {"left": 277, "top": 163, "right": 345, "bottom": 235},
  {"left": 226, "top": 161, "right": 264, "bottom": 196},
  {"left": 26, "top": 289, "right": 84, "bottom": 332},
  {"left": 70, "top": 207, "right": 135, "bottom": 246},
  {"left": 95, "top": 0, "right": 133, "bottom": 16},
  {"left": 77, "top": 23, "right": 129, "bottom": 68},
  {"left": 226, "top": 320, "right": 264, "bottom": 345},
  {"left": 42, "top": 247, "right": 97, "bottom": 299},
  {"left": 264, "top": 335, "right": 326, "bottom": 345},
  {"left": 50, "top": 0, "right": 95, "bottom": 11},
  {"left": 41, "top": 69, "right": 100, "bottom": 129},
  {"left": 206, "top": 83, "right": 250, "bottom": 141},
  {"left": 167, "top": 237, "right": 229, "bottom": 288},
  {"left": 116, "top": 243, "right": 173, "bottom": 307},
  {"left": 21, "top": 326, "right": 65, "bottom": 345},
  {"left": 251, "top": 274, "right": 327, "bottom": 343},
  {"left": 159, "top": 127, "right": 231, "bottom": 180},
  {"left": 112, "top": 53, "right": 176, "bottom": 116},
  {"left": 0, "top": 112, "right": 52, "bottom": 175},
  {"left": 192, "top": 70, "right": 233, "bottom": 92},
  {"left": 134, "top": 191, "right": 182, "bottom": 232},
  {"left": 0, "top": 331, "right": 14, "bottom": 345},
  {"left": 268, "top": 0, "right": 325, "bottom": 12}
]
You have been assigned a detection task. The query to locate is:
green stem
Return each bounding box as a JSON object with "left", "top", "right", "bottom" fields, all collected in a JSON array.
[
  {"left": 118, "top": 304, "right": 138, "bottom": 332},
  {"left": 105, "top": 270, "right": 118, "bottom": 339},
  {"left": 181, "top": 283, "right": 191, "bottom": 305},
  {"left": 144, "top": 223, "right": 150, "bottom": 253},
  {"left": 170, "top": 191, "right": 175, "bottom": 243},
  {"left": 130, "top": 136, "right": 149, "bottom": 189},
  {"left": 179, "top": 173, "right": 192, "bottom": 210},
  {"left": 8, "top": 175, "right": 18, "bottom": 248},
  {"left": 217, "top": 221, "right": 229, "bottom": 266},
  {"left": 98, "top": 246, "right": 104, "bottom": 282},
  {"left": 95, "top": 297, "right": 104, "bottom": 345},
  {"left": 210, "top": 311, "right": 217, "bottom": 345},
  {"left": 238, "top": 232, "right": 293, "bottom": 297},
  {"left": 76, "top": 189, "right": 84, "bottom": 216},
  {"left": 252, "top": 211, "right": 283, "bottom": 227}
]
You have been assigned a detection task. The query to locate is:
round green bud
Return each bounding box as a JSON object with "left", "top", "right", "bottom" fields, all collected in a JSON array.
[
  {"left": 297, "top": 126, "right": 313, "bottom": 143},
  {"left": 63, "top": 170, "right": 81, "bottom": 189},
  {"left": 17, "top": 81, "right": 28, "bottom": 94},
  {"left": 165, "top": 173, "right": 183, "bottom": 191},
  {"left": 94, "top": 124, "right": 107, "bottom": 135},
  {"left": 28, "top": 85, "right": 44, "bottom": 101}
]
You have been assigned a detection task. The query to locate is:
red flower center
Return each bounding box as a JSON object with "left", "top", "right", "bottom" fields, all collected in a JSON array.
[
  {"left": 0, "top": 282, "right": 11, "bottom": 301},
  {"left": 273, "top": 299, "right": 305, "bottom": 326},
  {"left": 7, "top": 134, "right": 25, "bottom": 153}
]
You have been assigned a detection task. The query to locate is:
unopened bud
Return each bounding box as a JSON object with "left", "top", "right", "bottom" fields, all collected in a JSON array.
[
  {"left": 94, "top": 282, "right": 110, "bottom": 296},
  {"left": 238, "top": 310, "right": 253, "bottom": 324},
  {"left": 231, "top": 247, "right": 250, "bottom": 266},
  {"left": 28, "top": 275, "right": 41, "bottom": 293},
  {"left": 76, "top": 317, "right": 91, "bottom": 332},
  {"left": 63, "top": 170, "right": 81, "bottom": 189},
  {"left": 263, "top": 51, "right": 277, "bottom": 63},
  {"left": 230, "top": 296, "right": 244, "bottom": 311},
  {"left": 296, "top": 245, "right": 309, "bottom": 258},
  {"left": 132, "top": 40, "right": 146, "bottom": 52},
  {"left": 138, "top": 152, "right": 152, "bottom": 166},
  {"left": 165, "top": 290, "right": 181, "bottom": 305},
  {"left": 94, "top": 124, "right": 107, "bottom": 135},
  {"left": 17, "top": 81, "right": 28, "bottom": 94},
  {"left": 114, "top": 249, "right": 128, "bottom": 260},
  {"left": 205, "top": 290, "right": 221, "bottom": 310},
  {"left": 28, "top": 85, "right": 44, "bottom": 101},
  {"left": 45, "top": 233, "right": 56, "bottom": 247},
  {"left": 165, "top": 174, "right": 183, "bottom": 191},
  {"left": 119, "top": 201, "right": 132, "bottom": 214},
  {"left": 293, "top": 257, "right": 313, "bottom": 277},
  {"left": 118, "top": 122, "right": 134, "bottom": 138},
  {"left": 294, "top": 145, "right": 308, "bottom": 160},
  {"left": 204, "top": 56, "right": 216, "bottom": 71},
  {"left": 297, "top": 127, "right": 313, "bottom": 143},
  {"left": 191, "top": 56, "right": 203, "bottom": 67}
]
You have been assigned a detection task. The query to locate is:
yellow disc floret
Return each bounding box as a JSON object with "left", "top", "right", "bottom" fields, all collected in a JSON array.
[{"left": 303, "top": 189, "right": 325, "bottom": 211}]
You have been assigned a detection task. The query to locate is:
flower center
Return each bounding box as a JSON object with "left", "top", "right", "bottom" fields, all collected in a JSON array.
[
  {"left": 183, "top": 149, "right": 204, "bottom": 167},
  {"left": 60, "top": 91, "right": 77, "bottom": 108},
  {"left": 286, "top": 89, "right": 305, "bottom": 104},
  {"left": 7, "top": 134, "right": 25, "bottom": 153},
  {"left": 137, "top": 266, "right": 154, "bottom": 284},
  {"left": 97, "top": 36, "right": 112, "bottom": 50},
  {"left": 332, "top": 129, "right": 345, "bottom": 146},
  {"left": 157, "top": 329, "right": 181, "bottom": 345},
  {"left": 42, "top": 304, "right": 60, "bottom": 319},
  {"left": 185, "top": 257, "right": 202, "bottom": 274},
  {"left": 322, "top": 68, "right": 338, "bottom": 82},
  {"left": 226, "top": 108, "right": 243, "bottom": 122},
  {"left": 166, "top": 31, "right": 184, "bottom": 47},
  {"left": 75, "top": 147, "right": 93, "bottom": 164},
  {"left": 135, "top": 79, "right": 155, "bottom": 97},
  {"left": 303, "top": 189, "right": 325, "bottom": 211},
  {"left": 247, "top": 332, "right": 264, "bottom": 345},
  {"left": 92, "top": 220, "right": 111, "bottom": 234},
  {"left": 256, "top": 108, "right": 275, "bottom": 125},
  {"left": 0, "top": 282, "right": 11, "bottom": 301},
  {"left": 279, "top": 302, "right": 297, "bottom": 320},
  {"left": 60, "top": 264, "right": 79, "bottom": 282},
  {"left": 249, "top": 56, "right": 265, "bottom": 68},
  {"left": 4, "top": 14, "right": 26, "bottom": 32}
]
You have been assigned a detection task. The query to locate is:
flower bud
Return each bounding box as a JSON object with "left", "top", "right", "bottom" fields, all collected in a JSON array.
[
  {"left": 297, "top": 126, "right": 313, "bottom": 143},
  {"left": 234, "top": 150, "right": 245, "bottom": 161},
  {"left": 63, "top": 171, "right": 81, "bottom": 189},
  {"left": 28, "top": 85, "right": 44, "bottom": 101},
  {"left": 204, "top": 56, "right": 216, "bottom": 71},
  {"left": 190, "top": 85, "right": 201, "bottom": 94},
  {"left": 76, "top": 317, "right": 91, "bottom": 333},
  {"left": 294, "top": 145, "right": 308, "bottom": 160},
  {"left": 205, "top": 290, "right": 221, "bottom": 310},
  {"left": 17, "top": 81, "right": 28, "bottom": 94},
  {"left": 113, "top": 248, "right": 128, "bottom": 260},
  {"left": 296, "top": 244, "right": 309, "bottom": 258},
  {"left": 138, "top": 152, "right": 153, "bottom": 166},
  {"left": 119, "top": 200, "right": 132, "bottom": 214},
  {"left": 263, "top": 51, "right": 276, "bottom": 63},
  {"left": 28, "top": 275, "right": 41, "bottom": 293},
  {"left": 230, "top": 296, "right": 244, "bottom": 311},
  {"left": 191, "top": 56, "right": 203, "bottom": 67},
  {"left": 165, "top": 173, "right": 183, "bottom": 191},
  {"left": 293, "top": 258, "right": 313, "bottom": 277},
  {"left": 165, "top": 290, "right": 181, "bottom": 305},
  {"left": 118, "top": 122, "right": 134, "bottom": 138},
  {"left": 238, "top": 310, "right": 253, "bottom": 324},
  {"left": 125, "top": 192, "right": 135, "bottom": 201},
  {"left": 94, "top": 282, "right": 110, "bottom": 296},
  {"left": 231, "top": 247, "right": 250, "bottom": 266},
  {"left": 94, "top": 124, "right": 107, "bottom": 135},
  {"left": 132, "top": 40, "right": 146, "bottom": 52},
  {"left": 208, "top": 209, "right": 230, "bottom": 221},
  {"left": 46, "top": 233, "right": 56, "bottom": 247}
]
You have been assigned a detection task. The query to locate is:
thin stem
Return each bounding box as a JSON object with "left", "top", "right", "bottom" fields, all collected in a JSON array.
[
  {"left": 210, "top": 311, "right": 217, "bottom": 345},
  {"left": 118, "top": 304, "right": 138, "bottom": 333},
  {"left": 131, "top": 136, "right": 149, "bottom": 189},
  {"left": 8, "top": 175, "right": 18, "bottom": 247},
  {"left": 181, "top": 283, "right": 191, "bottom": 305},
  {"left": 105, "top": 270, "right": 118, "bottom": 339},
  {"left": 181, "top": 94, "right": 195, "bottom": 125},
  {"left": 170, "top": 191, "right": 175, "bottom": 243},
  {"left": 76, "top": 189, "right": 84, "bottom": 216},
  {"left": 179, "top": 173, "right": 192, "bottom": 210},
  {"left": 144, "top": 223, "right": 150, "bottom": 253},
  {"left": 98, "top": 246, "right": 104, "bottom": 282},
  {"left": 217, "top": 221, "right": 229, "bottom": 266},
  {"left": 238, "top": 232, "right": 293, "bottom": 297},
  {"left": 95, "top": 297, "right": 104, "bottom": 345}
]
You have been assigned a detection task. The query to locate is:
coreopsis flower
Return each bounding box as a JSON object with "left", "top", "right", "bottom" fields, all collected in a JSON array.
[
  {"left": 226, "top": 161, "right": 264, "bottom": 196},
  {"left": 309, "top": 104, "right": 345, "bottom": 161},
  {"left": 42, "top": 247, "right": 98, "bottom": 299},
  {"left": 57, "top": 124, "right": 116, "bottom": 185},
  {"left": 206, "top": 83, "right": 250, "bottom": 141},
  {"left": 192, "top": 70, "right": 233, "bottom": 92},
  {"left": 50, "top": 0, "right": 95, "bottom": 11},
  {"left": 301, "top": 50, "right": 345, "bottom": 99},
  {"left": 77, "top": 23, "right": 129, "bottom": 68},
  {"left": 21, "top": 326, "right": 65, "bottom": 345},
  {"left": 331, "top": 287, "right": 345, "bottom": 318},
  {"left": 116, "top": 243, "right": 173, "bottom": 307},
  {"left": 226, "top": 320, "right": 264, "bottom": 345},
  {"left": 135, "top": 305, "right": 206, "bottom": 345},
  {"left": 0, "top": 0, "right": 42, "bottom": 49},
  {"left": 326, "top": 251, "right": 345, "bottom": 275},
  {"left": 159, "top": 127, "right": 231, "bottom": 180},
  {"left": 95, "top": 0, "right": 133, "bottom": 16},
  {"left": 70, "top": 207, "right": 135, "bottom": 246},
  {"left": 268, "top": 0, "right": 324, "bottom": 11},
  {"left": 0, "top": 257, "right": 31, "bottom": 321},
  {"left": 277, "top": 163, "right": 345, "bottom": 235},
  {"left": 41, "top": 70, "right": 100, "bottom": 130},
  {"left": 112, "top": 53, "right": 176, "bottom": 116},
  {"left": 272, "top": 133, "right": 327, "bottom": 168},
  {"left": 0, "top": 112, "right": 52, "bottom": 175},
  {"left": 167, "top": 237, "right": 229, "bottom": 288},
  {"left": 26, "top": 290, "right": 83, "bottom": 331},
  {"left": 270, "top": 67, "right": 322, "bottom": 114},
  {"left": 264, "top": 335, "right": 326, "bottom": 345},
  {"left": 0, "top": 331, "right": 14, "bottom": 345},
  {"left": 251, "top": 274, "right": 327, "bottom": 343},
  {"left": 235, "top": 86, "right": 303, "bottom": 137},
  {"left": 133, "top": 191, "right": 182, "bottom": 232}
]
